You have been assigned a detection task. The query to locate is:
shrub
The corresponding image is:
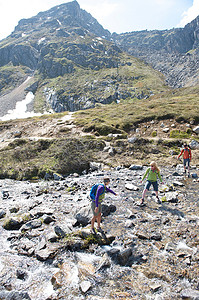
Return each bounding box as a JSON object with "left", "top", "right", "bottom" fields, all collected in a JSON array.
[
  {"left": 151, "top": 131, "right": 157, "bottom": 137},
  {"left": 169, "top": 130, "right": 191, "bottom": 139},
  {"left": 186, "top": 128, "right": 192, "bottom": 134}
]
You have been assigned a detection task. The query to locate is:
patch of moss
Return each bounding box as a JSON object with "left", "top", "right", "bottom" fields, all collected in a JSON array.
[
  {"left": 169, "top": 130, "right": 191, "bottom": 139},
  {"left": 151, "top": 131, "right": 157, "bottom": 137}
]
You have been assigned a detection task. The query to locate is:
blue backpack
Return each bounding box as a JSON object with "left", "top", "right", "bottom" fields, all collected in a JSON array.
[{"left": 90, "top": 184, "right": 105, "bottom": 200}]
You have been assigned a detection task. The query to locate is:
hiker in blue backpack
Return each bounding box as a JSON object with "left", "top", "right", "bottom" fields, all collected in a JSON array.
[{"left": 90, "top": 177, "right": 117, "bottom": 234}]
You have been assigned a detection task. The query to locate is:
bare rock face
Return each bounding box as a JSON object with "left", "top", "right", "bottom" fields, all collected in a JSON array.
[
  {"left": 1, "top": 1, "right": 199, "bottom": 114},
  {"left": 113, "top": 15, "right": 199, "bottom": 88}
]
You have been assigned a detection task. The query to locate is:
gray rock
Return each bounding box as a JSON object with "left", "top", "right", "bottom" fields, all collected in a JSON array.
[
  {"left": 165, "top": 192, "right": 178, "bottom": 202},
  {"left": 124, "top": 220, "right": 135, "bottom": 228},
  {"left": 192, "top": 173, "right": 198, "bottom": 178},
  {"left": 118, "top": 248, "right": 132, "bottom": 266},
  {"left": 128, "top": 136, "right": 137, "bottom": 143},
  {"left": 125, "top": 183, "right": 139, "bottom": 191},
  {"left": 102, "top": 204, "right": 116, "bottom": 216},
  {"left": 189, "top": 139, "right": 199, "bottom": 149},
  {"left": 108, "top": 147, "right": 116, "bottom": 156},
  {"left": 3, "top": 217, "right": 23, "bottom": 230},
  {"left": 53, "top": 173, "right": 64, "bottom": 180},
  {"left": 43, "top": 214, "right": 55, "bottom": 224},
  {"left": 163, "top": 127, "right": 170, "bottom": 132},
  {"left": 150, "top": 232, "right": 162, "bottom": 241},
  {"left": 172, "top": 172, "right": 181, "bottom": 176},
  {"left": 35, "top": 246, "right": 58, "bottom": 261},
  {"left": 173, "top": 181, "right": 184, "bottom": 187},
  {"left": 129, "top": 165, "right": 143, "bottom": 170},
  {"left": 0, "top": 210, "right": 6, "bottom": 219},
  {"left": 135, "top": 230, "right": 150, "bottom": 240},
  {"left": 2, "top": 190, "right": 9, "bottom": 198},
  {"left": 193, "top": 126, "right": 199, "bottom": 134},
  {"left": 0, "top": 291, "right": 31, "bottom": 300},
  {"left": 89, "top": 161, "right": 102, "bottom": 171},
  {"left": 80, "top": 280, "right": 92, "bottom": 293},
  {"left": 96, "top": 253, "right": 111, "bottom": 271},
  {"left": 149, "top": 283, "right": 161, "bottom": 292},
  {"left": 54, "top": 225, "right": 67, "bottom": 238},
  {"left": 181, "top": 288, "right": 199, "bottom": 299},
  {"left": 21, "top": 219, "right": 42, "bottom": 231},
  {"left": 13, "top": 131, "right": 22, "bottom": 138}
]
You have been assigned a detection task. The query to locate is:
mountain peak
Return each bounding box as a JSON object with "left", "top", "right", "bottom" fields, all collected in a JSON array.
[{"left": 11, "top": 0, "right": 110, "bottom": 40}]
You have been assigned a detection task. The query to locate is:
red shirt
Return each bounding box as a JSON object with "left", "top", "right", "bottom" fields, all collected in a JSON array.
[{"left": 178, "top": 147, "right": 191, "bottom": 160}]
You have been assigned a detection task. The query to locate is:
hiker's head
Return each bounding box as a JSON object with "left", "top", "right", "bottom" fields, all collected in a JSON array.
[
  {"left": 104, "top": 177, "right": 110, "bottom": 185},
  {"left": 184, "top": 143, "right": 188, "bottom": 148},
  {"left": 150, "top": 161, "right": 159, "bottom": 171}
]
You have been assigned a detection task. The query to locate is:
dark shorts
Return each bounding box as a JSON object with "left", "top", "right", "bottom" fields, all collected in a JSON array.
[
  {"left": 91, "top": 201, "right": 102, "bottom": 216},
  {"left": 183, "top": 158, "right": 190, "bottom": 167},
  {"left": 145, "top": 180, "right": 158, "bottom": 191}
]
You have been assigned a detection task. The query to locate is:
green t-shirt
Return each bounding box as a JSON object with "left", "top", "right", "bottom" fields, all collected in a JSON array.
[{"left": 142, "top": 167, "right": 162, "bottom": 182}]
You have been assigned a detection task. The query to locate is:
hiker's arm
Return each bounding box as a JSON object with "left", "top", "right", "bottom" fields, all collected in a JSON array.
[
  {"left": 106, "top": 187, "right": 117, "bottom": 195},
  {"left": 142, "top": 168, "right": 149, "bottom": 181},
  {"left": 190, "top": 149, "right": 192, "bottom": 160},
  {"left": 157, "top": 171, "right": 163, "bottom": 182},
  {"left": 178, "top": 150, "right": 183, "bottom": 159}
]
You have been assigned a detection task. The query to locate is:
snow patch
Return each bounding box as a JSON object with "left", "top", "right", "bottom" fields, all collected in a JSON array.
[
  {"left": 57, "top": 19, "right": 62, "bottom": 26},
  {"left": 38, "top": 37, "right": 46, "bottom": 45},
  {"left": 0, "top": 92, "right": 42, "bottom": 121}
]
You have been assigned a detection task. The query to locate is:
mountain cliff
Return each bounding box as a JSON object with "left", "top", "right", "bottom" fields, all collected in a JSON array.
[
  {"left": 113, "top": 16, "right": 199, "bottom": 88},
  {"left": 0, "top": 1, "right": 168, "bottom": 114},
  {"left": 0, "top": 1, "right": 199, "bottom": 115}
]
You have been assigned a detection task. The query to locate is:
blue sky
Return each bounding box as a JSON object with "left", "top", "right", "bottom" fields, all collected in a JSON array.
[{"left": 0, "top": 0, "right": 197, "bottom": 40}]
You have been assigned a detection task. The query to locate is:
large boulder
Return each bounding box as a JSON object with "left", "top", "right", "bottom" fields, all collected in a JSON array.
[
  {"left": 189, "top": 139, "right": 199, "bottom": 149},
  {"left": 193, "top": 126, "right": 199, "bottom": 134}
]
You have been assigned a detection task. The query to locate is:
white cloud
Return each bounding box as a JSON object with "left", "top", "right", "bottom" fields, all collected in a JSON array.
[
  {"left": 178, "top": 0, "right": 199, "bottom": 27},
  {"left": 80, "top": 0, "right": 120, "bottom": 19}
]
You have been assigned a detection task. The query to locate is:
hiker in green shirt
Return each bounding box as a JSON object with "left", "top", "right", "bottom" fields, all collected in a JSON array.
[{"left": 140, "top": 161, "right": 163, "bottom": 206}]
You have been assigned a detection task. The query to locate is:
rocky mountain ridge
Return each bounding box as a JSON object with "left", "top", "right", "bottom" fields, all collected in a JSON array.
[
  {"left": 113, "top": 16, "right": 199, "bottom": 88},
  {"left": 0, "top": 1, "right": 199, "bottom": 114},
  {"left": 1, "top": 1, "right": 167, "bottom": 114}
]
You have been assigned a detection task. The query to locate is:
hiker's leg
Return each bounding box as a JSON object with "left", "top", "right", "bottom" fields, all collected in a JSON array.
[
  {"left": 183, "top": 159, "right": 187, "bottom": 172},
  {"left": 153, "top": 181, "right": 158, "bottom": 196},
  {"left": 91, "top": 201, "right": 97, "bottom": 228},
  {"left": 96, "top": 204, "right": 102, "bottom": 229},
  {"left": 153, "top": 181, "right": 161, "bottom": 203},
  {"left": 187, "top": 159, "right": 190, "bottom": 173},
  {"left": 142, "top": 189, "right": 148, "bottom": 199},
  {"left": 97, "top": 212, "right": 102, "bottom": 229},
  {"left": 91, "top": 216, "right": 97, "bottom": 228},
  {"left": 142, "top": 181, "right": 151, "bottom": 199}
]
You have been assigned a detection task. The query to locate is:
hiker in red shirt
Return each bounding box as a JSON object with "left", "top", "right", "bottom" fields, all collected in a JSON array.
[{"left": 177, "top": 143, "right": 192, "bottom": 177}]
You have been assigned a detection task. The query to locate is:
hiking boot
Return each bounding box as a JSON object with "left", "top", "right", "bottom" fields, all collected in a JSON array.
[
  {"left": 91, "top": 228, "right": 96, "bottom": 234},
  {"left": 156, "top": 196, "right": 161, "bottom": 204},
  {"left": 139, "top": 199, "right": 145, "bottom": 206},
  {"left": 97, "top": 227, "right": 104, "bottom": 233},
  {"left": 188, "top": 173, "right": 190, "bottom": 178}
]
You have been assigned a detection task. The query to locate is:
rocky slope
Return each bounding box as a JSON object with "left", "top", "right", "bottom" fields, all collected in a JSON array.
[
  {"left": 0, "top": 163, "right": 198, "bottom": 299},
  {"left": 113, "top": 16, "right": 199, "bottom": 88},
  {"left": 0, "top": 0, "right": 182, "bottom": 115},
  {"left": 0, "top": 1, "right": 199, "bottom": 115}
]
